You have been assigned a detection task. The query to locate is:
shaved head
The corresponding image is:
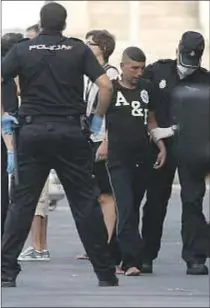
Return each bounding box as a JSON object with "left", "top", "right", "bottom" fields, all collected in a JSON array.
[
  {"left": 120, "top": 46, "right": 146, "bottom": 86},
  {"left": 121, "top": 46, "right": 146, "bottom": 63}
]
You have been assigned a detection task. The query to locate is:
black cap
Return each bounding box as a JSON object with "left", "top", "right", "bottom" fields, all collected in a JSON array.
[{"left": 178, "top": 31, "right": 205, "bottom": 68}]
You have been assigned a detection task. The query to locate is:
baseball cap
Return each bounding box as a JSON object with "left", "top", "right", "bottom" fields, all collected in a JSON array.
[{"left": 178, "top": 31, "right": 205, "bottom": 68}]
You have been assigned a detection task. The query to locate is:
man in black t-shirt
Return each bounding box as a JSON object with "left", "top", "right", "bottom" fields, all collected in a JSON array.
[
  {"left": 104, "top": 47, "right": 166, "bottom": 275},
  {"left": 1, "top": 2, "right": 117, "bottom": 288}
]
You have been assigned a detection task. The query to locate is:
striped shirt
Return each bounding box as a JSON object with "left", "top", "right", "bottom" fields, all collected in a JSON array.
[{"left": 84, "top": 63, "right": 119, "bottom": 142}]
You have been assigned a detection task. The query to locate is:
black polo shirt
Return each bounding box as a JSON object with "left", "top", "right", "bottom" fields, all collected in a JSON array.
[
  {"left": 107, "top": 78, "right": 154, "bottom": 160},
  {"left": 143, "top": 59, "right": 210, "bottom": 128},
  {"left": 1, "top": 31, "right": 105, "bottom": 117}
]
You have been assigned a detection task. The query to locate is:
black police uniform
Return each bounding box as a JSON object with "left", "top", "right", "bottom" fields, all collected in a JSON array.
[
  {"left": 1, "top": 137, "right": 9, "bottom": 236},
  {"left": 1, "top": 31, "right": 116, "bottom": 284},
  {"left": 141, "top": 59, "right": 178, "bottom": 264},
  {"left": 171, "top": 70, "right": 210, "bottom": 267},
  {"left": 142, "top": 59, "right": 210, "bottom": 266},
  {"left": 106, "top": 79, "right": 154, "bottom": 271},
  {"left": 1, "top": 71, "right": 19, "bottom": 236}
]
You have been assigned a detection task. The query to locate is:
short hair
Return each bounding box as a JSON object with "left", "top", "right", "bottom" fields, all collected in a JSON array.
[
  {"left": 122, "top": 47, "right": 146, "bottom": 63},
  {"left": 40, "top": 2, "right": 67, "bottom": 31},
  {"left": 1, "top": 32, "right": 24, "bottom": 57},
  {"left": 85, "top": 29, "right": 116, "bottom": 62},
  {"left": 26, "top": 24, "right": 40, "bottom": 33}
]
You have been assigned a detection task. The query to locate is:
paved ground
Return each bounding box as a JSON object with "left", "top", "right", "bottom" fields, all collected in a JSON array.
[{"left": 2, "top": 187, "right": 209, "bottom": 307}]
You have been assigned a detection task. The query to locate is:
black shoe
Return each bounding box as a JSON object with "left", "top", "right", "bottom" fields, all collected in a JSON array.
[
  {"left": 141, "top": 261, "right": 153, "bottom": 274},
  {"left": 186, "top": 263, "right": 209, "bottom": 275},
  {"left": 1, "top": 277, "right": 16, "bottom": 288},
  {"left": 98, "top": 275, "right": 119, "bottom": 287}
]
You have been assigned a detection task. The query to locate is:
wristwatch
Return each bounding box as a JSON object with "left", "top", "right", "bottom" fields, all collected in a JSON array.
[{"left": 171, "top": 125, "right": 178, "bottom": 132}]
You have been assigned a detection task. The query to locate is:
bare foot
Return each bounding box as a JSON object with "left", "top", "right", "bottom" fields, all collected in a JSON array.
[{"left": 125, "top": 267, "right": 140, "bottom": 276}]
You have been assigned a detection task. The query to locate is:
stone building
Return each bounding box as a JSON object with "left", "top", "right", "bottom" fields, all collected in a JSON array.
[{"left": 50, "top": 1, "right": 209, "bottom": 69}]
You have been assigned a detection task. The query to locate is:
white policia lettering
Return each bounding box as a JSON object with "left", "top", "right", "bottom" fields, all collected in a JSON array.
[
  {"left": 115, "top": 91, "right": 149, "bottom": 124},
  {"left": 29, "top": 44, "right": 73, "bottom": 51}
]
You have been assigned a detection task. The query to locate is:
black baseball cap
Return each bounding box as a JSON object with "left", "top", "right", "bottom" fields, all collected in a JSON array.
[{"left": 178, "top": 31, "right": 205, "bottom": 68}]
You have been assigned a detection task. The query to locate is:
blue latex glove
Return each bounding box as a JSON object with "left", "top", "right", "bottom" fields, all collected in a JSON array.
[
  {"left": 90, "top": 114, "right": 103, "bottom": 135},
  {"left": 1, "top": 113, "right": 18, "bottom": 135},
  {"left": 7, "top": 152, "right": 15, "bottom": 174}
]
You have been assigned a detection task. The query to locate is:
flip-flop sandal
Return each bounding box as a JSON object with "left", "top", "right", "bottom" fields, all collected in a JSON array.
[
  {"left": 116, "top": 266, "right": 125, "bottom": 275},
  {"left": 76, "top": 253, "right": 89, "bottom": 260}
]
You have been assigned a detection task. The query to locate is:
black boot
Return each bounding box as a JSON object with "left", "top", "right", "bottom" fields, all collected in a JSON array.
[
  {"left": 98, "top": 275, "right": 119, "bottom": 287},
  {"left": 186, "top": 262, "right": 209, "bottom": 275},
  {"left": 1, "top": 264, "right": 21, "bottom": 287},
  {"left": 141, "top": 261, "right": 153, "bottom": 274},
  {"left": 1, "top": 276, "right": 16, "bottom": 288}
]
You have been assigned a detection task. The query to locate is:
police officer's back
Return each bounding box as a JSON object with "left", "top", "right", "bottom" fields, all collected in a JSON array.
[
  {"left": 1, "top": 2, "right": 117, "bottom": 288},
  {"left": 2, "top": 26, "right": 109, "bottom": 117}
]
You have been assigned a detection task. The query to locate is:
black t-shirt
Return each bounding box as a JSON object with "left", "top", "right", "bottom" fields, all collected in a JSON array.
[
  {"left": 107, "top": 79, "right": 154, "bottom": 159},
  {"left": 1, "top": 31, "right": 105, "bottom": 117},
  {"left": 143, "top": 59, "right": 210, "bottom": 128}
]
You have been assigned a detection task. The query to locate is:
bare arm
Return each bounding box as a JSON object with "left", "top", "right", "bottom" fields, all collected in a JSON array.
[
  {"left": 147, "top": 111, "right": 166, "bottom": 152},
  {"left": 94, "top": 75, "right": 113, "bottom": 117}
]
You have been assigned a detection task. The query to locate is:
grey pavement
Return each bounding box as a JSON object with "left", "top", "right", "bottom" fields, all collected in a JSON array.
[{"left": 2, "top": 187, "right": 210, "bottom": 307}]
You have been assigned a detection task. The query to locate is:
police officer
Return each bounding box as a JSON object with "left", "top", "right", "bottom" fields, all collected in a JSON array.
[
  {"left": 141, "top": 31, "right": 209, "bottom": 275},
  {"left": 1, "top": 33, "right": 23, "bottom": 236},
  {"left": 1, "top": 2, "right": 118, "bottom": 287}
]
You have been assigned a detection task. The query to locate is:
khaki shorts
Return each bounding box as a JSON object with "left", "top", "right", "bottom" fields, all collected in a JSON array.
[{"left": 35, "top": 178, "right": 50, "bottom": 217}]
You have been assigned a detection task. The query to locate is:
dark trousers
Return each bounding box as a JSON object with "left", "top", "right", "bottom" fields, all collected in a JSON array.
[
  {"left": 107, "top": 150, "right": 150, "bottom": 271},
  {"left": 9, "top": 174, "right": 15, "bottom": 205},
  {"left": 141, "top": 140, "right": 177, "bottom": 261},
  {"left": 1, "top": 116, "right": 115, "bottom": 281},
  {"left": 1, "top": 138, "right": 9, "bottom": 237},
  {"left": 178, "top": 162, "right": 209, "bottom": 264}
]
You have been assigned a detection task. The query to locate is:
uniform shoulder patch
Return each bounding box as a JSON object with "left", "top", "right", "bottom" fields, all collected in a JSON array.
[{"left": 140, "top": 89, "right": 149, "bottom": 104}]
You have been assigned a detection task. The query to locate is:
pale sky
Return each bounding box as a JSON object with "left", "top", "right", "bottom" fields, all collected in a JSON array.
[{"left": 2, "top": 1, "right": 44, "bottom": 31}]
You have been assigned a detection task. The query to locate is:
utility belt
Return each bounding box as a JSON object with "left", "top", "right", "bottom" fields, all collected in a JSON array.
[{"left": 17, "top": 114, "right": 91, "bottom": 137}]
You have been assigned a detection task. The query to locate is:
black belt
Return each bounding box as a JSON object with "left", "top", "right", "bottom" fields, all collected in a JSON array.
[
  {"left": 18, "top": 114, "right": 91, "bottom": 137},
  {"left": 18, "top": 115, "right": 81, "bottom": 125}
]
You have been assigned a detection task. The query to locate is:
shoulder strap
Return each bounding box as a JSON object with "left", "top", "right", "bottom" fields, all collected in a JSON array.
[{"left": 103, "top": 63, "right": 119, "bottom": 73}]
